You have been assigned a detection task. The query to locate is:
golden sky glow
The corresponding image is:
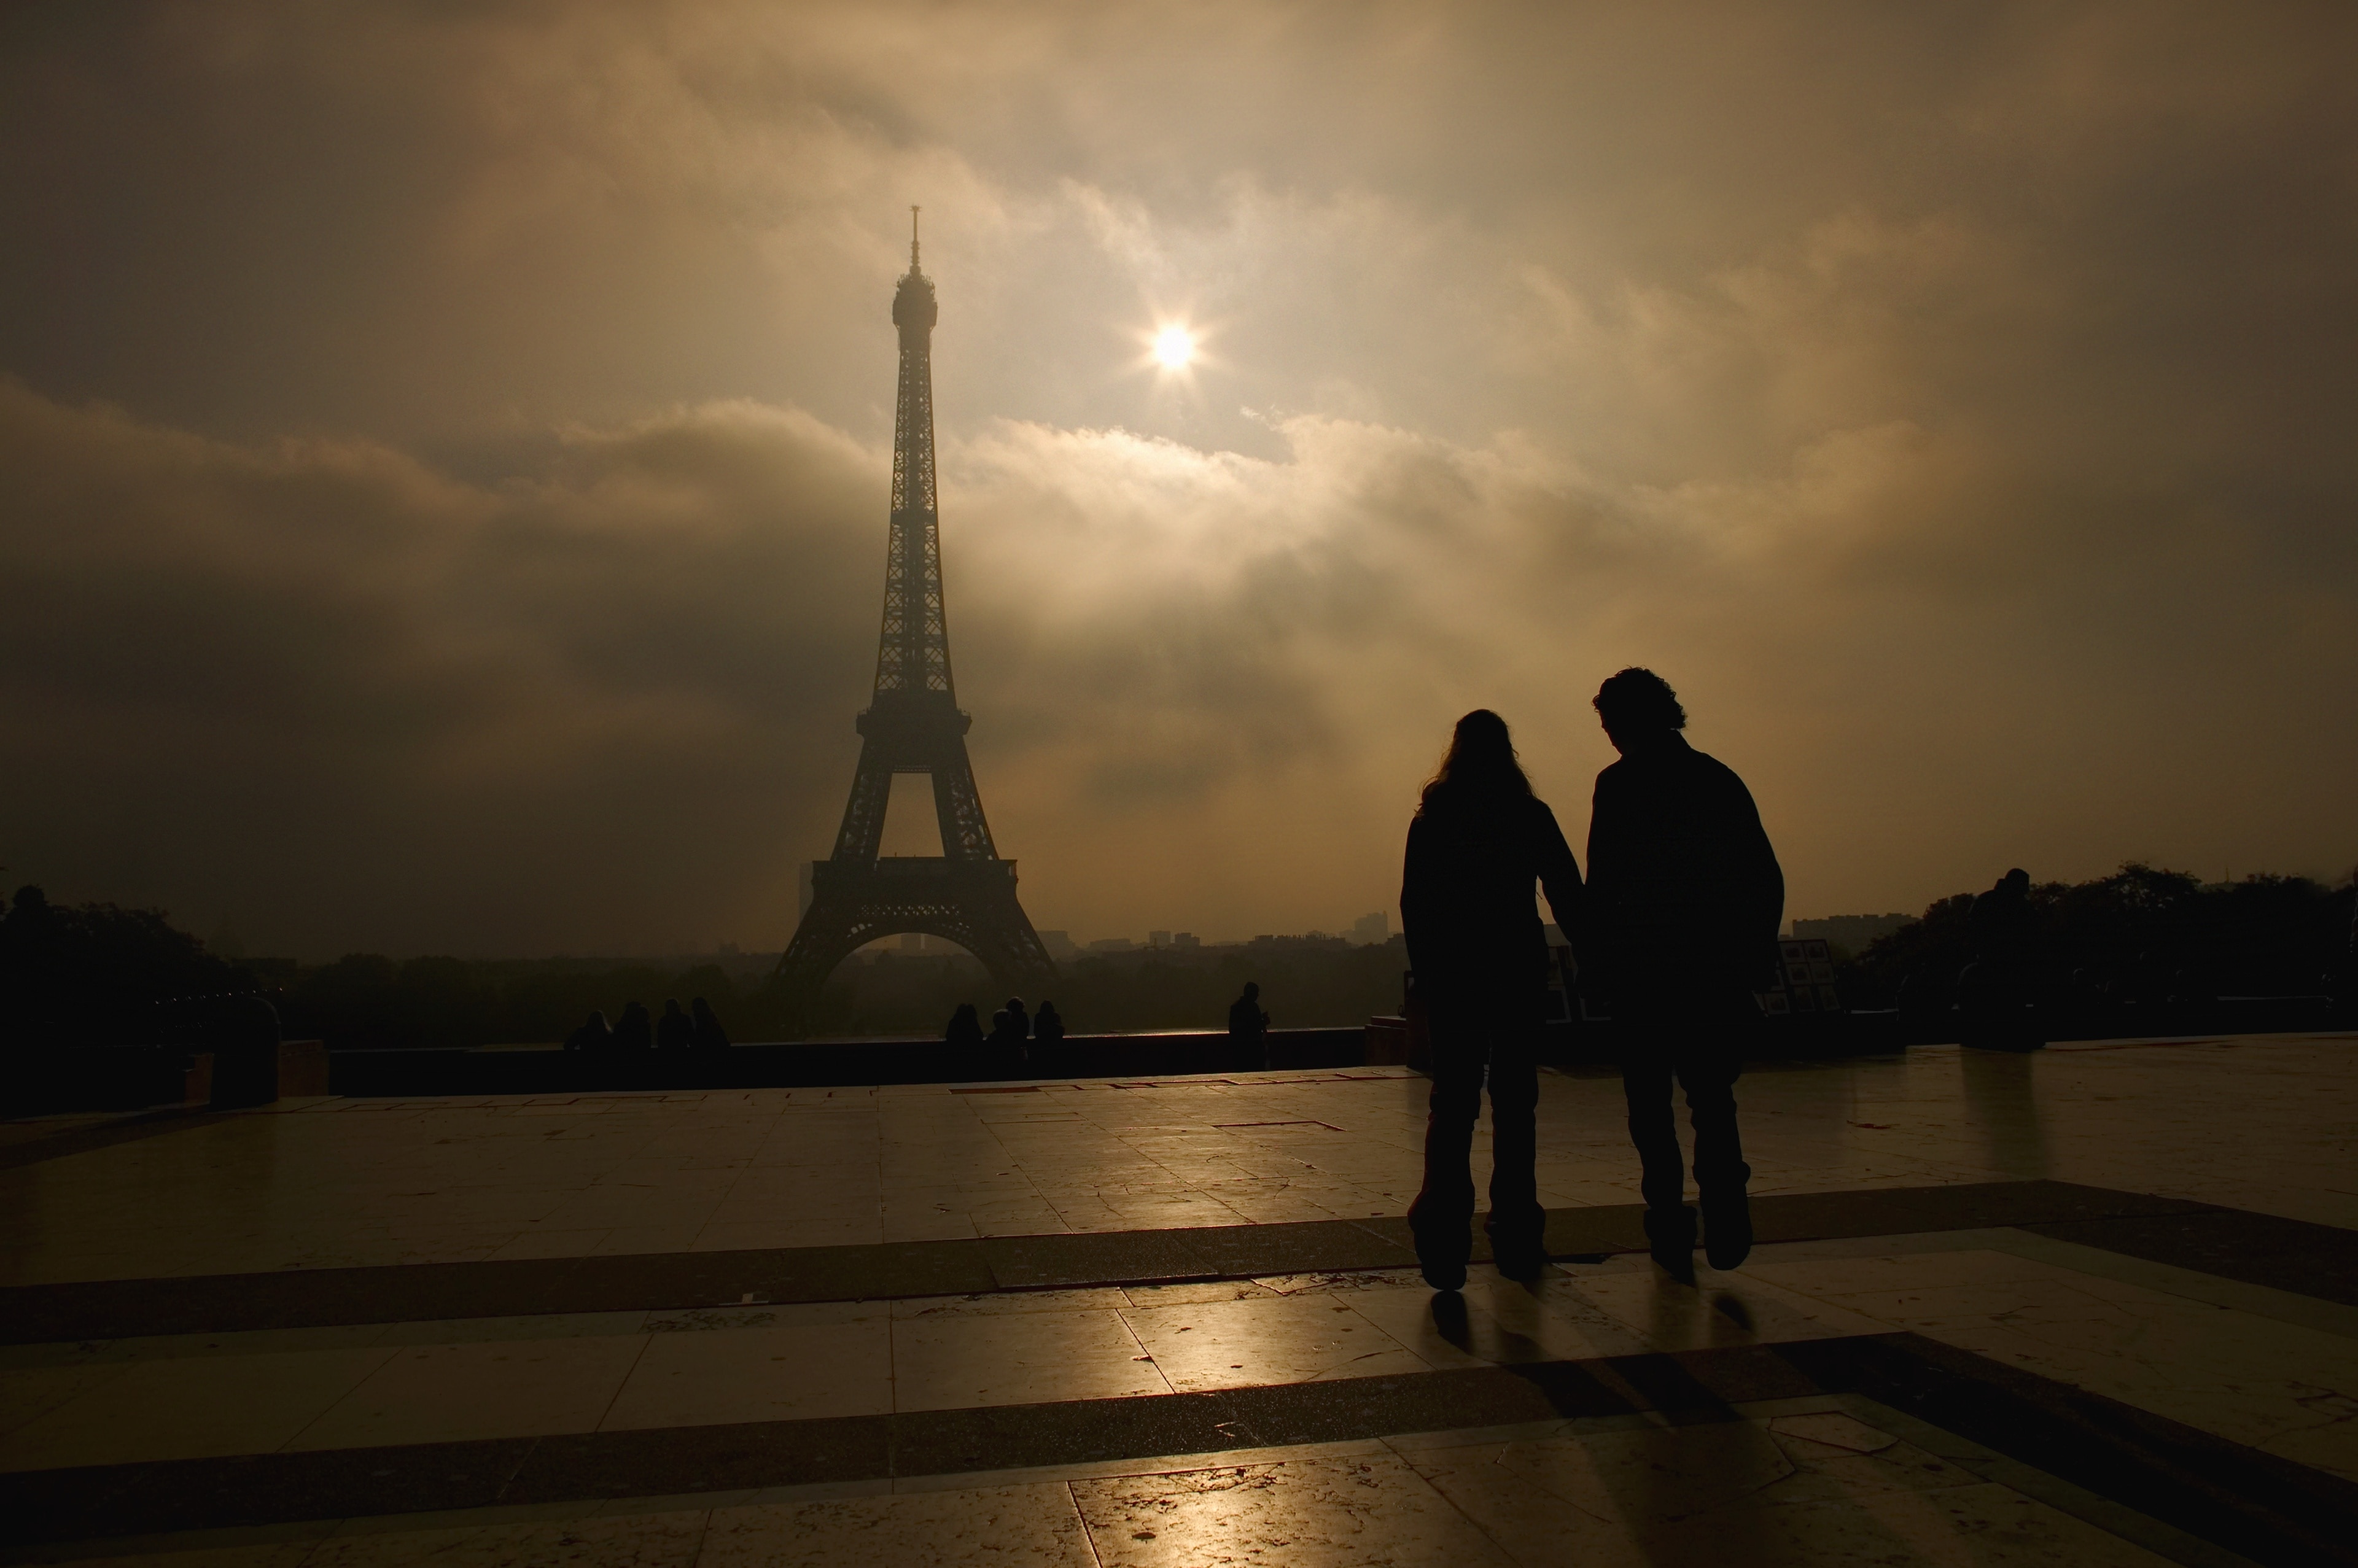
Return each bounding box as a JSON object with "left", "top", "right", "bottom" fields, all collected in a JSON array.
[{"left": 0, "top": 3, "right": 2352, "bottom": 957}]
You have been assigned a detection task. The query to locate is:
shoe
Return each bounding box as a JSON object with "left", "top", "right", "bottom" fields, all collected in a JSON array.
[
  {"left": 1419, "top": 1255, "right": 1468, "bottom": 1292},
  {"left": 1491, "top": 1239, "right": 1547, "bottom": 1282},
  {"left": 1409, "top": 1200, "right": 1471, "bottom": 1293},
  {"left": 1702, "top": 1194, "right": 1753, "bottom": 1271},
  {"left": 1644, "top": 1205, "right": 1697, "bottom": 1284},
  {"left": 1484, "top": 1213, "right": 1549, "bottom": 1282}
]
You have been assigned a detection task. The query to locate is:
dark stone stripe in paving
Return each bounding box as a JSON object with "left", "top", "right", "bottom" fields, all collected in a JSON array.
[
  {"left": 1783, "top": 1332, "right": 2358, "bottom": 1568},
  {"left": 0, "top": 1437, "right": 540, "bottom": 1550},
  {"left": 977, "top": 1226, "right": 1295, "bottom": 1291},
  {"left": 1750, "top": 1179, "right": 2203, "bottom": 1246},
  {"left": 0, "top": 1109, "right": 224, "bottom": 1174},
  {"left": 7, "top": 1334, "right": 2353, "bottom": 1562},
  {"left": 502, "top": 1413, "right": 891, "bottom": 1505},
  {"left": 2023, "top": 1208, "right": 2358, "bottom": 1309},
  {"left": 0, "top": 1180, "right": 2313, "bottom": 1346},
  {"left": 0, "top": 1242, "right": 1000, "bottom": 1345},
  {"left": 0, "top": 1344, "right": 1813, "bottom": 1544}
]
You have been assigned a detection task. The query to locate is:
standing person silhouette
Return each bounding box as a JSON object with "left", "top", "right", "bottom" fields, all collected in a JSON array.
[
  {"left": 1585, "top": 669, "right": 1782, "bottom": 1279},
  {"left": 1401, "top": 710, "right": 1583, "bottom": 1289},
  {"left": 1227, "top": 982, "right": 1269, "bottom": 1068},
  {"left": 1961, "top": 868, "right": 2041, "bottom": 1051}
]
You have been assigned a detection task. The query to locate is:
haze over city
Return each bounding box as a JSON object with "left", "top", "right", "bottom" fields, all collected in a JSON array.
[{"left": 3, "top": 2, "right": 2352, "bottom": 960}]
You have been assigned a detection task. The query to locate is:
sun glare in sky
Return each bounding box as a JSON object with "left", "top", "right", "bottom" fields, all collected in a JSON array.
[{"left": 1153, "top": 325, "right": 1196, "bottom": 369}]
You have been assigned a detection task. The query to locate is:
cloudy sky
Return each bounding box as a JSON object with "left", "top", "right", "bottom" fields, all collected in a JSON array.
[{"left": 3, "top": 2, "right": 2352, "bottom": 959}]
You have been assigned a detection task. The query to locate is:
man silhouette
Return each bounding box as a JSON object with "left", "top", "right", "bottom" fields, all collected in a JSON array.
[
  {"left": 1584, "top": 669, "right": 1782, "bottom": 1276},
  {"left": 1228, "top": 981, "right": 1270, "bottom": 1068},
  {"left": 1961, "top": 868, "right": 2041, "bottom": 1051}
]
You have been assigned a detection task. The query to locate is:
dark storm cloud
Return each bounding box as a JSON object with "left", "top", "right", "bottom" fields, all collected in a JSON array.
[
  {"left": 0, "top": 385, "right": 880, "bottom": 953},
  {"left": 1, "top": 2, "right": 2352, "bottom": 949}
]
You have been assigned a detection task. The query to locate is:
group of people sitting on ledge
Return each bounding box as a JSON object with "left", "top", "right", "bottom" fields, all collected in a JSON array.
[
  {"left": 941, "top": 985, "right": 1274, "bottom": 1063},
  {"left": 944, "top": 996, "right": 1066, "bottom": 1063},
  {"left": 564, "top": 996, "right": 731, "bottom": 1055}
]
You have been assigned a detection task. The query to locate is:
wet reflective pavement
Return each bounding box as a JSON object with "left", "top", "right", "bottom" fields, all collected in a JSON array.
[{"left": 1, "top": 1033, "right": 2352, "bottom": 1564}]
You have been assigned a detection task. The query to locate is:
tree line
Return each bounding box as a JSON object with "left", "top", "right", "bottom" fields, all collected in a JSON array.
[
  {"left": 1838, "top": 863, "right": 2354, "bottom": 1015},
  {"left": 0, "top": 885, "right": 1411, "bottom": 1050},
  {"left": 4, "top": 864, "right": 2348, "bottom": 1055}
]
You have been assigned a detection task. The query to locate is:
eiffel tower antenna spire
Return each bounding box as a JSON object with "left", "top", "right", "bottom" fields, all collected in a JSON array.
[{"left": 773, "top": 220, "right": 1056, "bottom": 1032}]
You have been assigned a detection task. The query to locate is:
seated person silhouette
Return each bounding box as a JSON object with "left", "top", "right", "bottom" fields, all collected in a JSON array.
[
  {"left": 945, "top": 1001, "right": 984, "bottom": 1048},
  {"left": 656, "top": 998, "right": 695, "bottom": 1052},
  {"left": 690, "top": 996, "right": 731, "bottom": 1050},
  {"left": 612, "top": 1001, "right": 654, "bottom": 1053},
  {"left": 1401, "top": 709, "right": 1582, "bottom": 1289},
  {"left": 988, "top": 997, "right": 1031, "bottom": 1068},
  {"left": 1584, "top": 668, "right": 1782, "bottom": 1279},
  {"left": 564, "top": 1010, "right": 613, "bottom": 1054},
  {"left": 1033, "top": 998, "right": 1066, "bottom": 1048}
]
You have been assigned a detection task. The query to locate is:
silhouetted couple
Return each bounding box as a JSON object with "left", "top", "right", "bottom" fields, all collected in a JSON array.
[{"left": 1401, "top": 670, "right": 1782, "bottom": 1291}]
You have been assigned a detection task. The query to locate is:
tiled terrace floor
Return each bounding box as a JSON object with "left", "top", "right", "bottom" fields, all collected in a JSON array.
[
  {"left": 6, "top": 1036, "right": 2357, "bottom": 1286},
  {"left": 2, "top": 1034, "right": 2354, "bottom": 1564}
]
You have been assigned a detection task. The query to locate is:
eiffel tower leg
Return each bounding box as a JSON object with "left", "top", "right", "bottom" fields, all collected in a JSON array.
[
  {"left": 939, "top": 880, "right": 1059, "bottom": 999},
  {"left": 831, "top": 750, "right": 895, "bottom": 862},
  {"left": 772, "top": 864, "right": 1059, "bottom": 1039},
  {"left": 771, "top": 887, "right": 876, "bottom": 1039},
  {"left": 931, "top": 749, "right": 997, "bottom": 862}
]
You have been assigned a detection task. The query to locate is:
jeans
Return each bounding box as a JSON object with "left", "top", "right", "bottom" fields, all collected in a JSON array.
[
  {"left": 1619, "top": 1007, "right": 1751, "bottom": 1214},
  {"left": 1409, "top": 987, "right": 1544, "bottom": 1260}
]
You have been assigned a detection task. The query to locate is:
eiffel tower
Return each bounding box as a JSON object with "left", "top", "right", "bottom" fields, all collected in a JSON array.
[{"left": 774, "top": 211, "right": 1057, "bottom": 1030}]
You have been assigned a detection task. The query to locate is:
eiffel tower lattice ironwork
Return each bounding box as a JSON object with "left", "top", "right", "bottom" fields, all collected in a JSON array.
[{"left": 774, "top": 211, "right": 1056, "bottom": 1028}]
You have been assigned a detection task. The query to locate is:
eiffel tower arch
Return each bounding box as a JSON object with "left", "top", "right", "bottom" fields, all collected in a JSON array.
[{"left": 774, "top": 212, "right": 1057, "bottom": 1033}]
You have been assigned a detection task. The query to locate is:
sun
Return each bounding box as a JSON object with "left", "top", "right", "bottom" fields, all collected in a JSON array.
[{"left": 1153, "top": 325, "right": 1196, "bottom": 369}]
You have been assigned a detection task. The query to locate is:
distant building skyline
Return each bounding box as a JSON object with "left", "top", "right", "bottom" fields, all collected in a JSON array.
[{"left": 1791, "top": 913, "right": 1915, "bottom": 953}]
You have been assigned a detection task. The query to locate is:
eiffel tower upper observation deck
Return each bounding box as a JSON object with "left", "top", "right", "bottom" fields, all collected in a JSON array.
[{"left": 773, "top": 212, "right": 1056, "bottom": 1030}]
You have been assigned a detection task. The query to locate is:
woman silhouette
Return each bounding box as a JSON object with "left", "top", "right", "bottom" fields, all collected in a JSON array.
[
  {"left": 944, "top": 1002, "right": 984, "bottom": 1049},
  {"left": 1401, "top": 710, "right": 1583, "bottom": 1289}
]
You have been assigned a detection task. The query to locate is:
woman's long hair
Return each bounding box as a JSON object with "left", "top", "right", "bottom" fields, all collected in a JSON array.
[{"left": 1419, "top": 708, "right": 1533, "bottom": 814}]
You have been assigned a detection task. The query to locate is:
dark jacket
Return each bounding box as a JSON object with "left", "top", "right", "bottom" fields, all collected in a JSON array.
[
  {"left": 1584, "top": 732, "right": 1782, "bottom": 1003},
  {"left": 1401, "top": 788, "right": 1582, "bottom": 993},
  {"left": 1969, "top": 882, "right": 2036, "bottom": 967}
]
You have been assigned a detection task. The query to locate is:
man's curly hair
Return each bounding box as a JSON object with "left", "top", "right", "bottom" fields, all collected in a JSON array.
[{"left": 1592, "top": 667, "right": 1687, "bottom": 734}]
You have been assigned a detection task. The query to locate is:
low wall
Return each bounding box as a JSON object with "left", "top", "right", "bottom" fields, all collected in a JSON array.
[
  {"left": 0, "top": 1047, "right": 208, "bottom": 1116},
  {"left": 327, "top": 1026, "right": 1371, "bottom": 1097}
]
